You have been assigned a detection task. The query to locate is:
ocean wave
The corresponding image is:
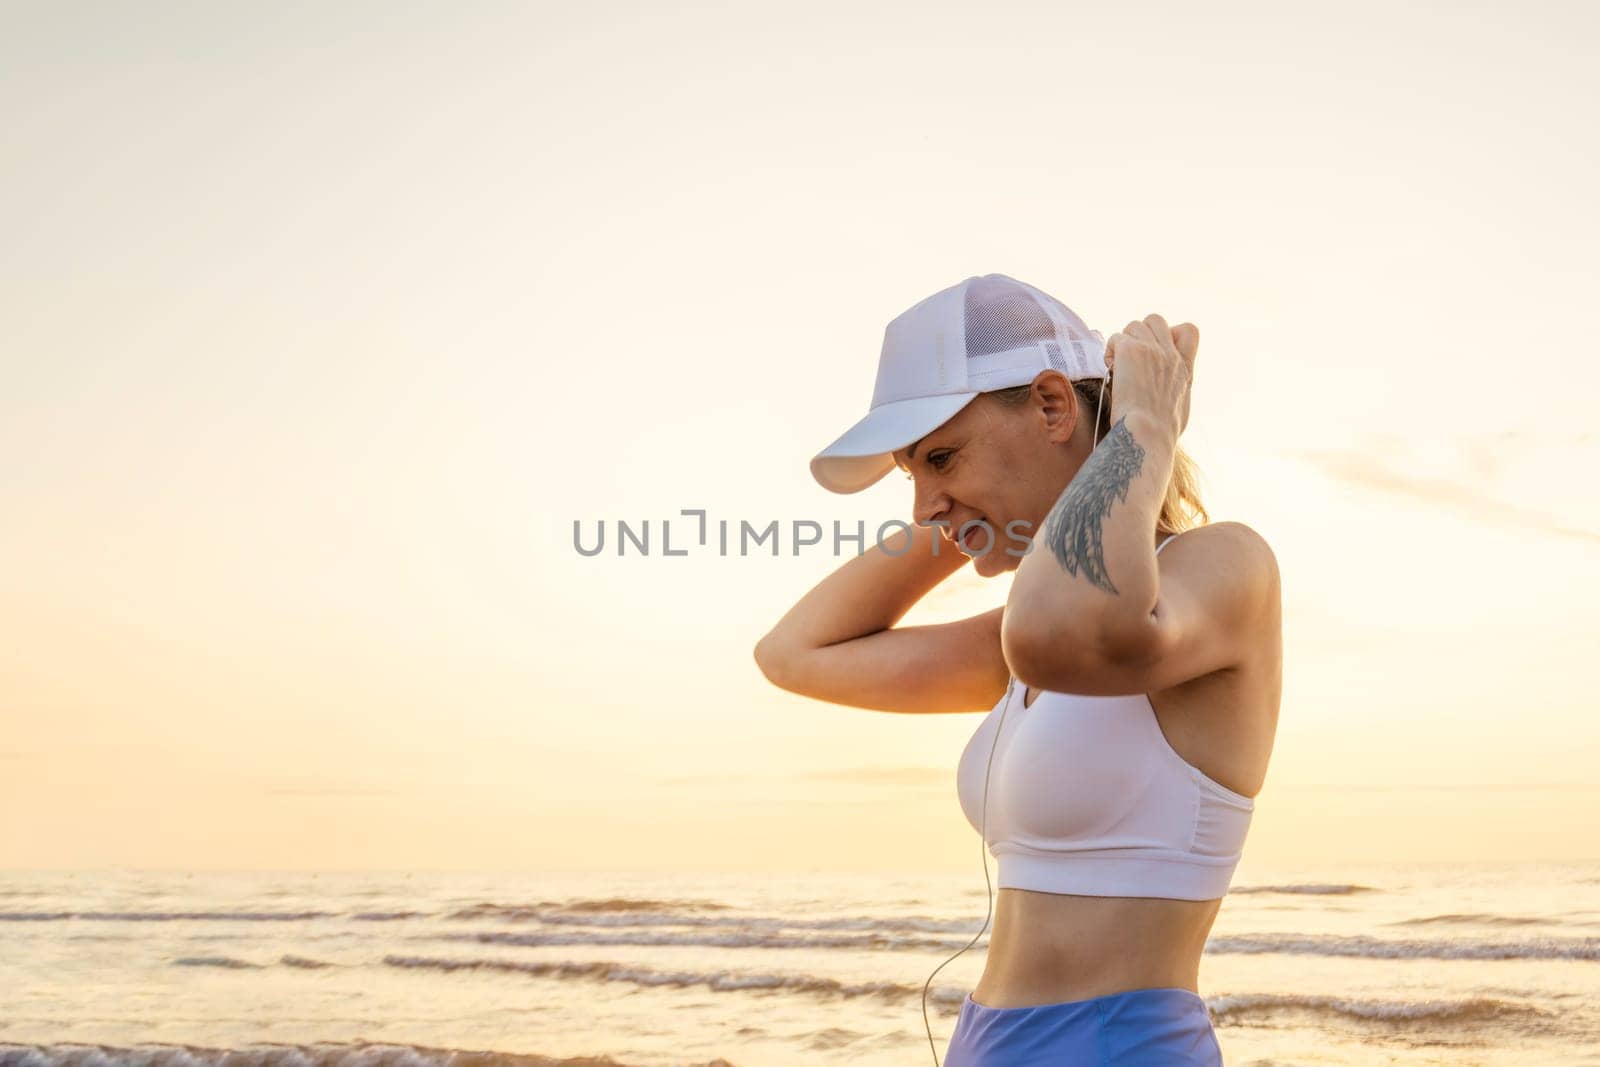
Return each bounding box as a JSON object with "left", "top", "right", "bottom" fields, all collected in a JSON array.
[
  {"left": 0, "top": 903, "right": 979, "bottom": 939},
  {"left": 1229, "top": 883, "right": 1377, "bottom": 896},
  {"left": 449, "top": 908, "right": 979, "bottom": 934},
  {"left": 0, "top": 910, "right": 335, "bottom": 922},
  {"left": 280, "top": 955, "right": 337, "bottom": 968},
  {"left": 566, "top": 897, "right": 733, "bottom": 914},
  {"left": 0, "top": 1042, "right": 736, "bottom": 1067},
  {"left": 432, "top": 926, "right": 969, "bottom": 952},
  {"left": 1205, "top": 932, "right": 1600, "bottom": 961},
  {"left": 170, "top": 954, "right": 349, "bottom": 970},
  {"left": 449, "top": 898, "right": 731, "bottom": 921},
  {"left": 382, "top": 953, "right": 973, "bottom": 1009},
  {"left": 1208, "top": 991, "right": 1550, "bottom": 1026},
  {"left": 1389, "top": 912, "right": 1555, "bottom": 928}
]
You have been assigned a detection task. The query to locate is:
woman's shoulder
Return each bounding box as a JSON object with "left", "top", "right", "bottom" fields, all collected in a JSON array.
[
  {"left": 1165, "top": 521, "right": 1280, "bottom": 604},
  {"left": 1170, "top": 520, "right": 1275, "bottom": 561}
]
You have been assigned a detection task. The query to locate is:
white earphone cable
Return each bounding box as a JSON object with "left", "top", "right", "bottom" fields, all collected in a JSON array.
[{"left": 920, "top": 375, "right": 1109, "bottom": 1064}]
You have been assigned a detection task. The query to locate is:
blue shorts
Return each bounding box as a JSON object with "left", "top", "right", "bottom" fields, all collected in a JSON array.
[{"left": 945, "top": 986, "right": 1221, "bottom": 1066}]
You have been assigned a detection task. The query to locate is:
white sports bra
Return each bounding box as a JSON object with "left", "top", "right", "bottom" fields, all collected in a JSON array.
[{"left": 955, "top": 532, "right": 1256, "bottom": 901}]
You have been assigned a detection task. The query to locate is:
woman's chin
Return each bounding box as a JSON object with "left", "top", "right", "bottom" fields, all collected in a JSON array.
[{"left": 967, "top": 548, "right": 1016, "bottom": 577}]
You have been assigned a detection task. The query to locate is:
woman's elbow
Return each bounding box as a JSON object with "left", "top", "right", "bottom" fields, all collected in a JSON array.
[
  {"left": 999, "top": 617, "right": 1043, "bottom": 691},
  {"left": 753, "top": 631, "right": 797, "bottom": 689},
  {"left": 1000, "top": 606, "right": 1093, "bottom": 692}
]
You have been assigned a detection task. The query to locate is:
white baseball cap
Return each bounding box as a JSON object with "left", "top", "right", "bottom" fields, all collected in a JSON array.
[{"left": 810, "top": 273, "right": 1108, "bottom": 494}]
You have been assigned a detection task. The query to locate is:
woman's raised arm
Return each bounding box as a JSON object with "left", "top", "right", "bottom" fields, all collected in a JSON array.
[{"left": 753, "top": 523, "right": 1011, "bottom": 714}]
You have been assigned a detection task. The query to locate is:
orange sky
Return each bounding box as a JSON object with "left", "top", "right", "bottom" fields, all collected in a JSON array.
[{"left": 3, "top": 1, "right": 1597, "bottom": 872}]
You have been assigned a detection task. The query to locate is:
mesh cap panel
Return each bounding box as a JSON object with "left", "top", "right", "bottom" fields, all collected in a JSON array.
[
  {"left": 964, "top": 275, "right": 1057, "bottom": 359},
  {"left": 962, "top": 274, "right": 1104, "bottom": 390}
]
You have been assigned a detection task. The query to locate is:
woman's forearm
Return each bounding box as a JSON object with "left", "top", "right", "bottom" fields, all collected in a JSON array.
[{"left": 756, "top": 521, "right": 969, "bottom": 658}]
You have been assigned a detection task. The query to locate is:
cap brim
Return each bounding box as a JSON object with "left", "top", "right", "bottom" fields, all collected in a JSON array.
[{"left": 809, "top": 392, "right": 981, "bottom": 494}]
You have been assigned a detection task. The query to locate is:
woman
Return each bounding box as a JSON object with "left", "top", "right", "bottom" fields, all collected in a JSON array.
[{"left": 753, "top": 274, "right": 1281, "bottom": 1065}]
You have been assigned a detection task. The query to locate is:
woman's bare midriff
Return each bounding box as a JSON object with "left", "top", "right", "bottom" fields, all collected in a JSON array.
[{"left": 970, "top": 890, "right": 1223, "bottom": 1008}]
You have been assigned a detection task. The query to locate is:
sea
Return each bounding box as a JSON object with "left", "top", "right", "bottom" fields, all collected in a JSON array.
[{"left": 2, "top": 861, "right": 1598, "bottom": 1066}]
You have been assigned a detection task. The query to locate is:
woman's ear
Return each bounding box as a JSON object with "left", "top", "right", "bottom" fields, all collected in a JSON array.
[{"left": 1033, "top": 372, "right": 1078, "bottom": 445}]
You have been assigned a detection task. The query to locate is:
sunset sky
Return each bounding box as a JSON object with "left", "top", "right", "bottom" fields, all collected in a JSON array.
[{"left": 3, "top": 1, "right": 1597, "bottom": 874}]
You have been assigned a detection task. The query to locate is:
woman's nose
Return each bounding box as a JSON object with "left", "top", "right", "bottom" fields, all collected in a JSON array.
[{"left": 912, "top": 479, "right": 949, "bottom": 530}]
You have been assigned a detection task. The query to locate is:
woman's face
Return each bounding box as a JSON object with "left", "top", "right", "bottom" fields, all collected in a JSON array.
[{"left": 890, "top": 372, "right": 1095, "bottom": 577}]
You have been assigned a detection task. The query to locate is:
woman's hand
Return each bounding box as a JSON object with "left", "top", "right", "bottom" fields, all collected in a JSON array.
[{"left": 1103, "top": 314, "right": 1199, "bottom": 440}]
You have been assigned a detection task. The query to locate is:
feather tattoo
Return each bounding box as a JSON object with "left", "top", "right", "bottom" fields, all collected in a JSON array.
[{"left": 1040, "top": 415, "right": 1147, "bottom": 595}]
